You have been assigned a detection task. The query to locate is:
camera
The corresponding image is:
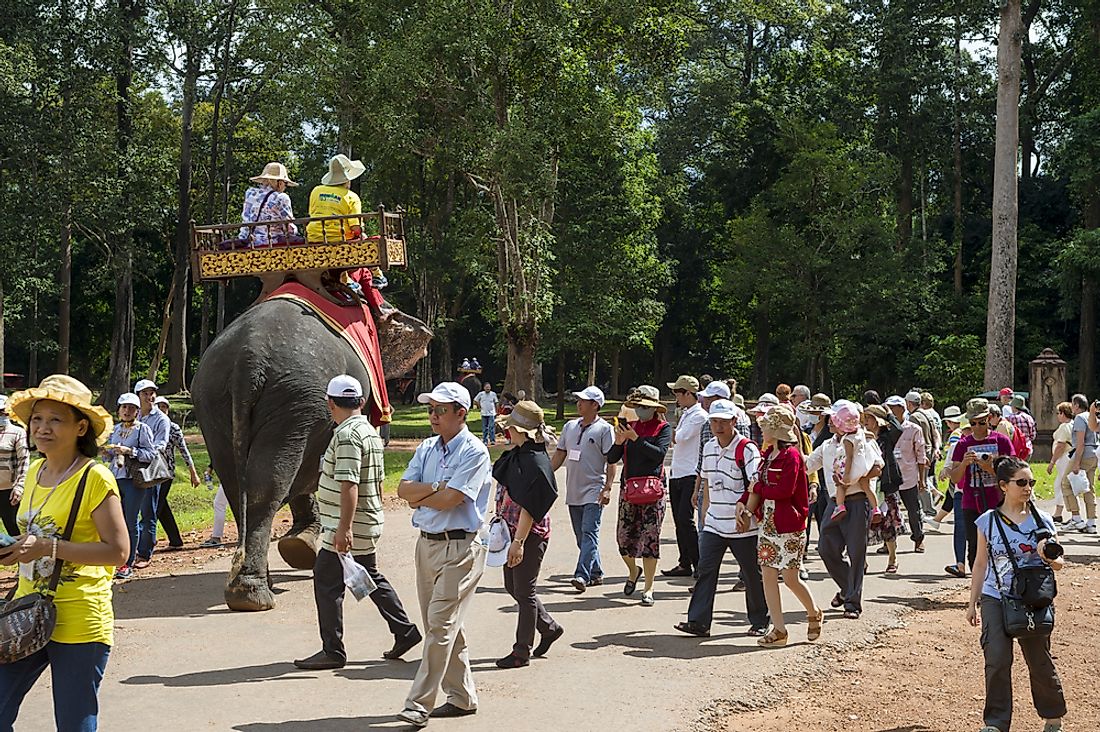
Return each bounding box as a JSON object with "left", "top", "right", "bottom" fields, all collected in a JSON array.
[
  {"left": 1035, "top": 528, "right": 1064, "bottom": 560},
  {"left": 979, "top": 452, "right": 992, "bottom": 462}
]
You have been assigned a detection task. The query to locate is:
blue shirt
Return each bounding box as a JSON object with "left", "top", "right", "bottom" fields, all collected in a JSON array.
[
  {"left": 402, "top": 427, "right": 492, "bottom": 534},
  {"left": 977, "top": 507, "right": 1056, "bottom": 600},
  {"left": 103, "top": 421, "right": 157, "bottom": 480},
  {"left": 140, "top": 408, "right": 171, "bottom": 452}
]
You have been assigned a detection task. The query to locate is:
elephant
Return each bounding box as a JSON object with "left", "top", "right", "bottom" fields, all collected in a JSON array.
[{"left": 192, "top": 298, "right": 431, "bottom": 611}]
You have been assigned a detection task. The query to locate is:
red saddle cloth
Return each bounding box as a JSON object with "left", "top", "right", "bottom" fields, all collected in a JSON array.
[{"left": 266, "top": 282, "right": 392, "bottom": 425}]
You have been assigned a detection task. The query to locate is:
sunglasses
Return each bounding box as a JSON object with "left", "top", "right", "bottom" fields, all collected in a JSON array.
[
  {"left": 970, "top": 418, "right": 988, "bottom": 426},
  {"left": 1005, "top": 478, "right": 1038, "bottom": 488},
  {"left": 425, "top": 405, "right": 453, "bottom": 416},
  {"left": 673, "top": 389, "right": 689, "bottom": 395}
]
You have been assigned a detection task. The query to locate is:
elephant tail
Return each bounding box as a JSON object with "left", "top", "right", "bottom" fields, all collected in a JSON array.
[{"left": 229, "top": 370, "right": 258, "bottom": 547}]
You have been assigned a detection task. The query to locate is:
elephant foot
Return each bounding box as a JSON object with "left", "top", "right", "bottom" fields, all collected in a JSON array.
[
  {"left": 278, "top": 526, "right": 319, "bottom": 570},
  {"left": 224, "top": 574, "right": 276, "bottom": 612}
]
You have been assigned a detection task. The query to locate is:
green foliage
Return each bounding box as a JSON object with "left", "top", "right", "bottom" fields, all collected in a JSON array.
[{"left": 915, "top": 335, "right": 986, "bottom": 409}]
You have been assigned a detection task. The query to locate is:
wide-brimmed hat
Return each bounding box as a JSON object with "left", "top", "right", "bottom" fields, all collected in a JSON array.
[
  {"left": 667, "top": 375, "right": 700, "bottom": 394},
  {"left": 1010, "top": 395, "right": 1026, "bottom": 410},
  {"left": 497, "top": 400, "right": 548, "bottom": 442},
  {"left": 831, "top": 399, "right": 862, "bottom": 434},
  {"left": 863, "top": 404, "right": 889, "bottom": 427},
  {"left": 748, "top": 392, "right": 779, "bottom": 416},
  {"left": 943, "top": 405, "right": 962, "bottom": 421},
  {"left": 8, "top": 374, "right": 113, "bottom": 444},
  {"left": 799, "top": 393, "right": 833, "bottom": 415},
  {"left": 485, "top": 518, "right": 511, "bottom": 568},
  {"left": 250, "top": 161, "right": 298, "bottom": 187},
  {"left": 759, "top": 404, "right": 798, "bottom": 443},
  {"left": 625, "top": 385, "right": 667, "bottom": 413},
  {"left": 965, "top": 398, "right": 990, "bottom": 421},
  {"left": 321, "top": 154, "right": 366, "bottom": 186}
]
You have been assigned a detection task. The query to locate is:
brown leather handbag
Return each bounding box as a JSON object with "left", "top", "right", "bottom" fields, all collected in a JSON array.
[{"left": 0, "top": 466, "right": 90, "bottom": 664}]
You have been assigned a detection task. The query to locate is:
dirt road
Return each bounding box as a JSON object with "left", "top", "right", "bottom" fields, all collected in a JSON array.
[{"left": 15, "top": 490, "right": 1098, "bottom": 731}]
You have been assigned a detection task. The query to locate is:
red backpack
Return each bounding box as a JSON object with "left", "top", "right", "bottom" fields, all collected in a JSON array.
[{"left": 1011, "top": 422, "right": 1032, "bottom": 461}]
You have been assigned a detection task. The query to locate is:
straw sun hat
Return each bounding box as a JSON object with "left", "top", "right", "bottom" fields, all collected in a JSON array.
[
  {"left": 497, "top": 400, "right": 550, "bottom": 443},
  {"left": 250, "top": 162, "right": 298, "bottom": 187},
  {"left": 8, "top": 374, "right": 113, "bottom": 444}
]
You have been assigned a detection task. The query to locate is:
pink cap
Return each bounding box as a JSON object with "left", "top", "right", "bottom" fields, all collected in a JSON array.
[{"left": 999, "top": 387, "right": 1013, "bottom": 396}]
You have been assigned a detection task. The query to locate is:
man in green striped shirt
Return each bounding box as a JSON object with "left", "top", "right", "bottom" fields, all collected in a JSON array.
[{"left": 294, "top": 375, "right": 421, "bottom": 670}]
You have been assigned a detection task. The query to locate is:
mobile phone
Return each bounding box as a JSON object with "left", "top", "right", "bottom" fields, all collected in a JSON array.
[{"left": 0, "top": 533, "right": 16, "bottom": 548}]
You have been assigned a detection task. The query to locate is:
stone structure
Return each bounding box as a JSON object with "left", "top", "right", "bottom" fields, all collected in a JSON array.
[{"left": 1029, "top": 348, "right": 1067, "bottom": 461}]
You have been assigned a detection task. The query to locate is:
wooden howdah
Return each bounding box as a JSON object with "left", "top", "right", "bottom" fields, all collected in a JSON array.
[{"left": 190, "top": 206, "right": 407, "bottom": 284}]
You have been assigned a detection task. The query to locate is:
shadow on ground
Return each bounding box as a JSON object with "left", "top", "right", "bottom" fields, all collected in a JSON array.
[
  {"left": 113, "top": 571, "right": 311, "bottom": 620},
  {"left": 234, "top": 715, "right": 413, "bottom": 730},
  {"left": 123, "top": 658, "right": 419, "bottom": 688}
]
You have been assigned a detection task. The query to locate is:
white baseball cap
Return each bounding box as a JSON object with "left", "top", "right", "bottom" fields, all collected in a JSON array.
[
  {"left": 700, "top": 381, "right": 732, "bottom": 399},
  {"left": 417, "top": 382, "right": 472, "bottom": 410},
  {"left": 326, "top": 375, "right": 364, "bottom": 399},
  {"left": 485, "top": 518, "right": 511, "bottom": 568},
  {"left": 117, "top": 392, "right": 141, "bottom": 408},
  {"left": 0, "top": 395, "right": 8, "bottom": 411},
  {"left": 707, "top": 399, "right": 738, "bottom": 420},
  {"left": 572, "top": 386, "right": 606, "bottom": 407},
  {"left": 133, "top": 379, "right": 158, "bottom": 394},
  {"left": 884, "top": 395, "right": 906, "bottom": 407},
  {"left": 154, "top": 396, "right": 170, "bottom": 407}
]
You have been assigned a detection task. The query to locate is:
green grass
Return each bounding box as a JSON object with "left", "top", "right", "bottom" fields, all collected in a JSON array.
[{"left": 386, "top": 400, "right": 626, "bottom": 440}]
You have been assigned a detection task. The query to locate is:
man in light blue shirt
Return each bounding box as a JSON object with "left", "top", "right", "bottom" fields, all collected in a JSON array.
[
  {"left": 134, "top": 379, "right": 171, "bottom": 566},
  {"left": 396, "top": 382, "right": 491, "bottom": 727}
]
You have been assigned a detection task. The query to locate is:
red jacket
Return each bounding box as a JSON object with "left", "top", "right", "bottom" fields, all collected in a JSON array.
[{"left": 750, "top": 445, "right": 810, "bottom": 534}]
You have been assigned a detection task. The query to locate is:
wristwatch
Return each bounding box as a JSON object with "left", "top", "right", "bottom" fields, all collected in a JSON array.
[{"left": 431, "top": 481, "right": 442, "bottom": 493}]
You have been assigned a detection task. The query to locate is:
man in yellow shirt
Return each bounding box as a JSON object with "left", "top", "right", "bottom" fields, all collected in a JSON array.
[{"left": 306, "top": 154, "right": 367, "bottom": 243}]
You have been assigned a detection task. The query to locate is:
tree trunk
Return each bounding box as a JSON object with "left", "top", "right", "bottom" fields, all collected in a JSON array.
[
  {"left": 0, "top": 276, "right": 5, "bottom": 383},
  {"left": 983, "top": 0, "right": 1023, "bottom": 391},
  {"left": 216, "top": 283, "right": 227, "bottom": 334},
  {"left": 556, "top": 352, "right": 566, "bottom": 420},
  {"left": 896, "top": 144, "right": 914, "bottom": 249},
  {"left": 58, "top": 203, "right": 72, "bottom": 373},
  {"left": 610, "top": 348, "right": 621, "bottom": 398},
  {"left": 104, "top": 0, "right": 140, "bottom": 406},
  {"left": 166, "top": 42, "right": 200, "bottom": 393},
  {"left": 199, "top": 285, "right": 211, "bottom": 356},
  {"left": 953, "top": 11, "right": 964, "bottom": 298},
  {"left": 750, "top": 303, "right": 770, "bottom": 393},
  {"left": 505, "top": 328, "right": 538, "bottom": 397},
  {"left": 1080, "top": 278, "right": 1097, "bottom": 395},
  {"left": 587, "top": 351, "right": 597, "bottom": 387}
]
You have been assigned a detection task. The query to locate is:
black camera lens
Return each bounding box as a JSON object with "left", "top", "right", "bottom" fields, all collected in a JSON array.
[{"left": 1043, "top": 540, "right": 1064, "bottom": 560}]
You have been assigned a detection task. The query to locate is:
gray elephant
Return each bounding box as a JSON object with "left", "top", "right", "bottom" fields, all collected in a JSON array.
[{"left": 192, "top": 299, "right": 430, "bottom": 611}]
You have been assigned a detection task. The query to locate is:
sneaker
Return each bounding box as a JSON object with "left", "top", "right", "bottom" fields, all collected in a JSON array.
[
  {"left": 926, "top": 519, "right": 941, "bottom": 532},
  {"left": 798, "top": 567, "right": 809, "bottom": 581},
  {"left": 640, "top": 591, "right": 655, "bottom": 606},
  {"left": 731, "top": 580, "right": 746, "bottom": 592},
  {"left": 1083, "top": 523, "right": 1098, "bottom": 535},
  {"left": 570, "top": 577, "right": 587, "bottom": 593},
  {"left": 586, "top": 576, "right": 603, "bottom": 587},
  {"left": 114, "top": 565, "right": 133, "bottom": 580},
  {"left": 396, "top": 708, "right": 429, "bottom": 728},
  {"left": 1053, "top": 515, "right": 1065, "bottom": 524},
  {"left": 199, "top": 537, "right": 223, "bottom": 548},
  {"left": 1064, "top": 517, "right": 1086, "bottom": 531}
]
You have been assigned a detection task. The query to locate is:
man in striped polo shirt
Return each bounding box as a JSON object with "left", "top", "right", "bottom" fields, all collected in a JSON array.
[
  {"left": 294, "top": 375, "right": 421, "bottom": 670},
  {"left": 675, "top": 399, "right": 769, "bottom": 638}
]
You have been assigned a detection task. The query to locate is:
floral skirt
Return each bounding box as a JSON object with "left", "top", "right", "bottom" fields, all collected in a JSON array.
[
  {"left": 757, "top": 500, "right": 806, "bottom": 570},
  {"left": 617, "top": 494, "right": 666, "bottom": 559},
  {"left": 867, "top": 493, "right": 907, "bottom": 546}
]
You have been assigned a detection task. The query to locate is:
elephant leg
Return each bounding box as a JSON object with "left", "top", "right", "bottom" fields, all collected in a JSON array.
[
  {"left": 278, "top": 492, "right": 321, "bottom": 571},
  {"left": 225, "top": 492, "right": 282, "bottom": 612}
]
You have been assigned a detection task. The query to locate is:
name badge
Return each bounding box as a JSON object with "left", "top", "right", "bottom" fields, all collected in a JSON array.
[{"left": 568, "top": 449, "right": 582, "bottom": 462}]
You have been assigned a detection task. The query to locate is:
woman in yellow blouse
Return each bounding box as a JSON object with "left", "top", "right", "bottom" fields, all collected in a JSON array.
[{"left": 0, "top": 375, "right": 128, "bottom": 731}]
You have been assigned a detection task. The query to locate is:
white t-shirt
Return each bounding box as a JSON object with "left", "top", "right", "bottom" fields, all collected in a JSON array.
[
  {"left": 807, "top": 436, "right": 884, "bottom": 499},
  {"left": 700, "top": 435, "right": 761, "bottom": 538},
  {"left": 473, "top": 390, "right": 498, "bottom": 414},
  {"left": 670, "top": 403, "right": 708, "bottom": 479}
]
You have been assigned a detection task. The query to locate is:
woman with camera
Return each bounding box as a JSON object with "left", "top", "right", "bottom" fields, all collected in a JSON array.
[{"left": 967, "top": 455, "right": 1066, "bottom": 732}]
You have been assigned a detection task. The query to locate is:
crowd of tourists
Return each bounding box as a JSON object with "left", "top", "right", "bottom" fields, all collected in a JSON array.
[{"left": 0, "top": 370, "right": 1094, "bottom": 732}]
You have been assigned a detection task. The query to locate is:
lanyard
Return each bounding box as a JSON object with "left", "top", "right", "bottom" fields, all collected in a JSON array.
[{"left": 27, "top": 455, "right": 83, "bottom": 528}]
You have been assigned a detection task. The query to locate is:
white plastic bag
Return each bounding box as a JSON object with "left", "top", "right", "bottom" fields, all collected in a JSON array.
[
  {"left": 338, "top": 553, "right": 378, "bottom": 601},
  {"left": 1068, "top": 470, "right": 1090, "bottom": 497}
]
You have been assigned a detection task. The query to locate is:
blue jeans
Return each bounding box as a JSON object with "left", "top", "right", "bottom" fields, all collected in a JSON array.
[
  {"left": 952, "top": 503, "right": 967, "bottom": 566},
  {"left": 0, "top": 641, "right": 110, "bottom": 731},
  {"left": 568, "top": 503, "right": 603, "bottom": 582},
  {"left": 118, "top": 477, "right": 158, "bottom": 566},
  {"left": 481, "top": 415, "right": 495, "bottom": 444}
]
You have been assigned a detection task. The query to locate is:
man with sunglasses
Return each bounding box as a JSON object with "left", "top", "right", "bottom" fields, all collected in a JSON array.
[
  {"left": 396, "top": 382, "right": 493, "bottom": 727},
  {"left": 950, "top": 398, "right": 1016, "bottom": 567},
  {"left": 663, "top": 375, "right": 706, "bottom": 578}
]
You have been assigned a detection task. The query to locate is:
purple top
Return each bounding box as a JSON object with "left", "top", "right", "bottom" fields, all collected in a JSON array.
[{"left": 951, "top": 432, "right": 1015, "bottom": 511}]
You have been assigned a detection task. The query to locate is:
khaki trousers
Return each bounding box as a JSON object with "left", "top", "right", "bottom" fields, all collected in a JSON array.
[
  {"left": 1059, "top": 454, "right": 1098, "bottom": 519},
  {"left": 404, "top": 535, "right": 486, "bottom": 714}
]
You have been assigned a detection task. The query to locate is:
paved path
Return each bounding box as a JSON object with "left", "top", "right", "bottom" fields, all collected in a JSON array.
[{"left": 20, "top": 474, "right": 1095, "bottom": 731}]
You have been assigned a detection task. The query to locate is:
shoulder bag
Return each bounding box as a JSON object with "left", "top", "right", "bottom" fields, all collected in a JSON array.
[
  {"left": 622, "top": 438, "right": 666, "bottom": 506},
  {"left": 0, "top": 465, "right": 91, "bottom": 663},
  {"left": 988, "top": 509, "right": 1055, "bottom": 639}
]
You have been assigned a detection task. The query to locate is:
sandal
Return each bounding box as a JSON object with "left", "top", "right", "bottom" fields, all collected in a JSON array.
[
  {"left": 830, "top": 592, "right": 844, "bottom": 609},
  {"left": 806, "top": 609, "right": 824, "bottom": 642},
  {"left": 945, "top": 565, "right": 967, "bottom": 579},
  {"left": 757, "top": 627, "right": 789, "bottom": 648},
  {"left": 133, "top": 558, "right": 151, "bottom": 570},
  {"left": 747, "top": 625, "right": 768, "bottom": 636},
  {"left": 885, "top": 564, "right": 898, "bottom": 574},
  {"left": 842, "top": 610, "right": 861, "bottom": 620}
]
